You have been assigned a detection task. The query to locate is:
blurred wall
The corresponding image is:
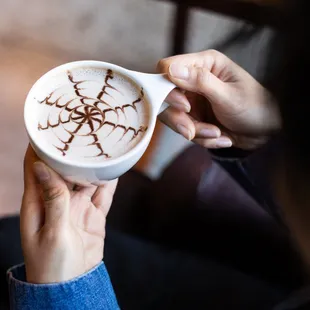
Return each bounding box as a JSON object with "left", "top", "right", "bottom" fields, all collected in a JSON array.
[{"left": 0, "top": 0, "right": 174, "bottom": 71}]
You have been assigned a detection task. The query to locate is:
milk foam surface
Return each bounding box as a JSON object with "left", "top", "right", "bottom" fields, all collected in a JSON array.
[{"left": 32, "top": 67, "right": 150, "bottom": 162}]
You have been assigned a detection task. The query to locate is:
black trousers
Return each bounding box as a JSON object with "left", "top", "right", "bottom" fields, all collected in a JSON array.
[{"left": 0, "top": 216, "right": 289, "bottom": 310}]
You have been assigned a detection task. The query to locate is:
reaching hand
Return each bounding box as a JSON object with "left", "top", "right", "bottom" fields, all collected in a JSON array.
[
  {"left": 158, "top": 50, "right": 281, "bottom": 150},
  {"left": 21, "top": 146, "right": 118, "bottom": 283}
]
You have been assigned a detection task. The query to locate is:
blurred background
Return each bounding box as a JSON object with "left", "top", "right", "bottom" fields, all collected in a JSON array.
[{"left": 0, "top": 0, "right": 280, "bottom": 216}]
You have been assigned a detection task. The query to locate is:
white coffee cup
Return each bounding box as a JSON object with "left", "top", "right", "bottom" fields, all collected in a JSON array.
[{"left": 24, "top": 60, "right": 176, "bottom": 185}]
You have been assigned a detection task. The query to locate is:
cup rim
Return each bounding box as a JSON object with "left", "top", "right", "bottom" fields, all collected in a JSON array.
[{"left": 24, "top": 60, "right": 156, "bottom": 169}]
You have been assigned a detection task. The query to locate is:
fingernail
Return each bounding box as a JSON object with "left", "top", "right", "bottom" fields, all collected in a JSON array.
[
  {"left": 216, "top": 137, "right": 232, "bottom": 148},
  {"left": 176, "top": 124, "right": 193, "bottom": 140},
  {"left": 169, "top": 63, "right": 189, "bottom": 80},
  {"left": 199, "top": 128, "right": 219, "bottom": 138},
  {"left": 33, "top": 162, "right": 50, "bottom": 182}
]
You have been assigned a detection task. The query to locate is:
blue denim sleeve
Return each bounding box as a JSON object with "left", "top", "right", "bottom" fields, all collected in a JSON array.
[{"left": 7, "top": 262, "right": 120, "bottom": 310}]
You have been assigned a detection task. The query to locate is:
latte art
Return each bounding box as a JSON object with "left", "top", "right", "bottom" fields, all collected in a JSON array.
[{"left": 33, "top": 67, "right": 150, "bottom": 162}]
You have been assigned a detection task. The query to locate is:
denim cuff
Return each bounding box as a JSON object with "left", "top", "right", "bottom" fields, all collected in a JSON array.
[{"left": 7, "top": 262, "right": 119, "bottom": 310}]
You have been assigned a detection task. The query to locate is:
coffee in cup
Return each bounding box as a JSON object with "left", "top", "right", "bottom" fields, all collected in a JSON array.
[{"left": 32, "top": 67, "right": 150, "bottom": 163}]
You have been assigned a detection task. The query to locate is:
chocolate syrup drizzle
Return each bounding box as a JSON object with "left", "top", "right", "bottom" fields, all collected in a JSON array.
[{"left": 38, "top": 69, "right": 148, "bottom": 158}]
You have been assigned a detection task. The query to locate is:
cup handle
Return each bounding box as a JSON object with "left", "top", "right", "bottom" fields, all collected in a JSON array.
[
  {"left": 128, "top": 71, "right": 176, "bottom": 115},
  {"left": 158, "top": 101, "right": 169, "bottom": 114}
]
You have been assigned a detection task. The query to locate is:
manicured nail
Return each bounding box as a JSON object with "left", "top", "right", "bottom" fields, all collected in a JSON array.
[
  {"left": 33, "top": 162, "right": 50, "bottom": 182},
  {"left": 199, "top": 128, "right": 219, "bottom": 138},
  {"left": 176, "top": 124, "right": 193, "bottom": 140},
  {"left": 169, "top": 63, "right": 189, "bottom": 80},
  {"left": 216, "top": 137, "right": 232, "bottom": 148}
]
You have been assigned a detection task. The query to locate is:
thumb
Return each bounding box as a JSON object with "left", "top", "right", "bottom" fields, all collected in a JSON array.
[
  {"left": 33, "top": 162, "right": 70, "bottom": 225},
  {"left": 168, "top": 63, "right": 228, "bottom": 105}
]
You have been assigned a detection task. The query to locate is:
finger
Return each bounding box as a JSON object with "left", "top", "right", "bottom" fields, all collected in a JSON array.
[
  {"left": 158, "top": 107, "right": 196, "bottom": 140},
  {"left": 193, "top": 136, "right": 232, "bottom": 149},
  {"left": 21, "top": 145, "right": 44, "bottom": 236},
  {"left": 157, "top": 50, "right": 232, "bottom": 77},
  {"left": 168, "top": 64, "right": 227, "bottom": 104},
  {"left": 92, "top": 179, "right": 118, "bottom": 216},
  {"left": 164, "top": 89, "right": 191, "bottom": 112},
  {"left": 158, "top": 50, "right": 231, "bottom": 106},
  {"left": 33, "top": 162, "right": 70, "bottom": 225},
  {"left": 157, "top": 52, "right": 206, "bottom": 73},
  {"left": 23, "top": 145, "right": 40, "bottom": 192},
  {"left": 193, "top": 121, "right": 221, "bottom": 139}
]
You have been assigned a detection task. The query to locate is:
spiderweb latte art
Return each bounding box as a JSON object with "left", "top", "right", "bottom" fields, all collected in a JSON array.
[{"left": 34, "top": 68, "right": 149, "bottom": 162}]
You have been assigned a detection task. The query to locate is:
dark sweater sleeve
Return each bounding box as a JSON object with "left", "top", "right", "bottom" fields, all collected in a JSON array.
[{"left": 209, "top": 137, "right": 284, "bottom": 222}]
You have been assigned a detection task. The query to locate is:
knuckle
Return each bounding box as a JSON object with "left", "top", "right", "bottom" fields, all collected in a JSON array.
[
  {"left": 196, "top": 67, "right": 211, "bottom": 95},
  {"left": 202, "top": 49, "right": 227, "bottom": 70},
  {"left": 43, "top": 186, "right": 66, "bottom": 202},
  {"left": 206, "top": 49, "right": 220, "bottom": 56},
  {"left": 204, "top": 49, "right": 224, "bottom": 60}
]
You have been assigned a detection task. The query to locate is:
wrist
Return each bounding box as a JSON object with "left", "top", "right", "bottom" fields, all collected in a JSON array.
[
  {"left": 25, "top": 256, "right": 87, "bottom": 284},
  {"left": 26, "top": 266, "right": 87, "bottom": 284}
]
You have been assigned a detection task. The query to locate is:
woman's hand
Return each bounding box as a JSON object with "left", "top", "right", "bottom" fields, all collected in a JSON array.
[
  {"left": 158, "top": 50, "right": 281, "bottom": 150},
  {"left": 21, "top": 146, "right": 118, "bottom": 284}
]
